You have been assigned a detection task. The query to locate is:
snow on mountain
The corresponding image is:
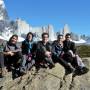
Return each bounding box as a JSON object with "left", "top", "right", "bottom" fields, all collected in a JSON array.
[{"left": 73, "top": 39, "right": 86, "bottom": 44}]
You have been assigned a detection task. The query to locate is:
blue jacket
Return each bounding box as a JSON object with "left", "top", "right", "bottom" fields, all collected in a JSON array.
[{"left": 52, "top": 40, "right": 63, "bottom": 57}]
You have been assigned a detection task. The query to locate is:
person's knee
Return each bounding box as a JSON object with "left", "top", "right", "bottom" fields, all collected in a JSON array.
[
  {"left": 16, "top": 51, "right": 23, "bottom": 58},
  {"left": 31, "top": 60, "right": 35, "bottom": 65}
]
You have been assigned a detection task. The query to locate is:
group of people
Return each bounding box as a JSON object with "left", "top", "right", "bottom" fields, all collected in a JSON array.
[{"left": 0, "top": 32, "right": 89, "bottom": 78}]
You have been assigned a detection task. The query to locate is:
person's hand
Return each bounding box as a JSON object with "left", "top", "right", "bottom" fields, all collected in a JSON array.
[
  {"left": 72, "top": 54, "right": 76, "bottom": 57},
  {"left": 45, "top": 51, "right": 51, "bottom": 57},
  {"left": 7, "top": 51, "right": 14, "bottom": 56},
  {"left": 60, "top": 52, "right": 64, "bottom": 57},
  {"left": 7, "top": 51, "right": 12, "bottom": 55},
  {"left": 10, "top": 52, "right": 14, "bottom": 56}
]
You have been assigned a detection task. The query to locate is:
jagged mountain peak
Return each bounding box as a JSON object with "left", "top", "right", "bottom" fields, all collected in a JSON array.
[
  {"left": 0, "top": 0, "right": 5, "bottom": 8},
  {"left": 0, "top": 0, "right": 9, "bottom": 20}
]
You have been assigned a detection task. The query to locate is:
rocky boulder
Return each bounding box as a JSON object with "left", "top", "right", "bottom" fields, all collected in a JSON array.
[{"left": 0, "top": 57, "right": 90, "bottom": 90}]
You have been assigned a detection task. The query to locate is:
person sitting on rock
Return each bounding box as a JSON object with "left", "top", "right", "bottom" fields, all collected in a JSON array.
[
  {"left": 52, "top": 34, "right": 75, "bottom": 74},
  {"left": 20, "top": 32, "right": 36, "bottom": 74},
  {"left": 63, "top": 33, "right": 89, "bottom": 75},
  {"left": 3, "top": 35, "right": 23, "bottom": 78},
  {"left": 36, "top": 33, "right": 55, "bottom": 69}
]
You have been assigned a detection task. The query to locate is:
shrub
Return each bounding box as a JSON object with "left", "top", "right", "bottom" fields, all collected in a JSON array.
[{"left": 77, "top": 45, "right": 90, "bottom": 57}]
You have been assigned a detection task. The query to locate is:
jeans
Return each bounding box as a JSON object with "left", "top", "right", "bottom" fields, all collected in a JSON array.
[
  {"left": 4, "top": 51, "right": 22, "bottom": 69},
  {"left": 20, "top": 55, "right": 35, "bottom": 71},
  {"left": 52, "top": 54, "right": 72, "bottom": 69},
  {"left": 63, "top": 50, "right": 85, "bottom": 68}
]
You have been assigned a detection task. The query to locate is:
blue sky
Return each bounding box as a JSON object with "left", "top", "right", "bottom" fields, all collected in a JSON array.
[{"left": 4, "top": 0, "right": 90, "bottom": 35}]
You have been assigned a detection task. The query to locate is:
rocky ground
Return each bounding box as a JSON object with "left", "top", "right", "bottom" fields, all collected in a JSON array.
[{"left": 0, "top": 57, "right": 90, "bottom": 90}]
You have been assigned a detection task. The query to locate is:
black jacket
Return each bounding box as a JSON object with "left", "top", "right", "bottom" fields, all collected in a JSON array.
[
  {"left": 36, "top": 41, "right": 52, "bottom": 59},
  {"left": 63, "top": 40, "right": 76, "bottom": 54}
]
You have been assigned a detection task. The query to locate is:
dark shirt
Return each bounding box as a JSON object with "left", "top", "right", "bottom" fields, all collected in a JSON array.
[
  {"left": 36, "top": 41, "right": 52, "bottom": 59},
  {"left": 63, "top": 40, "right": 76, "bottom": 54}
]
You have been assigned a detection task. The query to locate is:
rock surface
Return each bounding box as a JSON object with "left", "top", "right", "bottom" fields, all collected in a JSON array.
[{"left": 0, "top": 57, "right": 90, "bottom": 90}]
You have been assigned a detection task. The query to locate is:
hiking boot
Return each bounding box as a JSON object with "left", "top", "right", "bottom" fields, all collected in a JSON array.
[
  {"left": 74, "top": 66, "right": 89, "bottom": 76},
  {"left": 49, "top": 63, "right": 55, "bottom": 69},
  {"left": 76, "top": 67, "right": 89, "bottom": 75},
  {"left": 43, "top": 64, "right": 49, "bottom": 68},
  {"left": 65, "top": 64, "right": 75, "bottom": 75},
  {"left": 20, "top": 67, "right": 27, "bottom": 75},
  {"left": 66, "top": 67, "right": 75, "bottom": 75},
  {"left": 80, "top": 67, "right": 89, "bottom": 74},
  {"left": 0, "top": 67, "right": 7, "bottom": 78}
]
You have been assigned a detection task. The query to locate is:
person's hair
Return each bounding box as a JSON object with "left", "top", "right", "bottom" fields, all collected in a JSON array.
[
  {"left": 8, "top": 34, "right": 18, "bottom": 43},
  {"left": 65, "top": 33, "right": 71, "bottom": 37},
  {"left": 26, "top": 32, "right": 33, "bottom": 40},
  {"left": 57, "top": 34, "right": 63, "bottom": 39},
  {"left": 42, "top": 32, "right": 49, "bottom": 38}
]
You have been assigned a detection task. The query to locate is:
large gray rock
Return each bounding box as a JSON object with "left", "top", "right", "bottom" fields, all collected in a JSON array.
[{"left": 0, "top": 58, "right": 90, "bottom": 90}]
